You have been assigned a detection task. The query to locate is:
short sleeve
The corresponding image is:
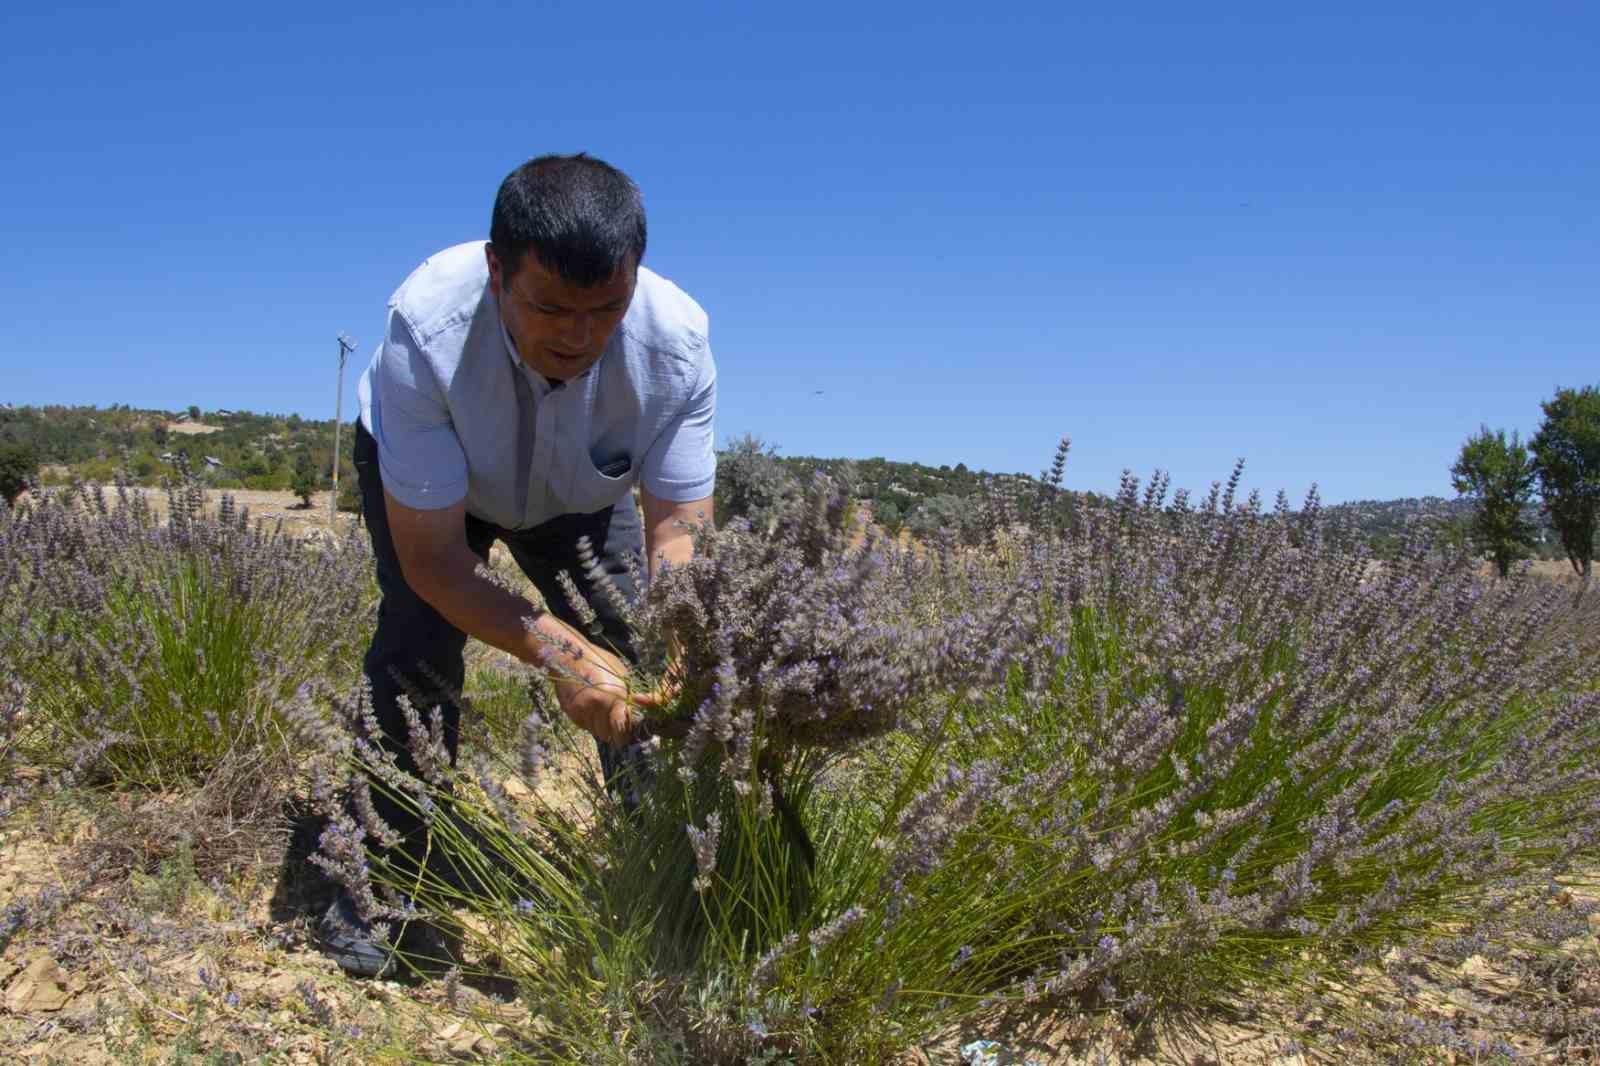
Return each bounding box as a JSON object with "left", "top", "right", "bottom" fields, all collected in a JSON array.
[
  {"left": 640, "top": 349, "right": 717, "bottom": 502},
  {"left": 368, "top": 310, "right": 470, "bottom": 510}
]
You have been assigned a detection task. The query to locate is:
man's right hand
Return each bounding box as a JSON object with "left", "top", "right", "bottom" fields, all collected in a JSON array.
[{"left": 552, "top": 641, "right": 669, "bottom": 748}]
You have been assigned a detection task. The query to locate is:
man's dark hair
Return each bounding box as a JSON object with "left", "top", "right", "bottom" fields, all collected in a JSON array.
[{"left": 490, "top": 153, "right": 647, "bottom": 287}]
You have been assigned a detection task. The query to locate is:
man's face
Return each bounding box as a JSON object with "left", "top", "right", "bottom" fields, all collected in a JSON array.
[{"left": 486, "top": 245, "right": 638, "bottom": 382}]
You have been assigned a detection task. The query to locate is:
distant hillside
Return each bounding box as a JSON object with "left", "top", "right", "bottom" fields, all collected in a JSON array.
[
  {"left": 1322, "top": 495, "right": 1559, "bottom": 558},
  {"left": 773, "top": 453, "right": 1034, "bottom": 539},
  {"left": 0, "top": 404, "right": 1561, "bottom": 558},
  {"left": 755, "top": 450, "right": 1563, "bottom": 560},
  {"left": 1322, "top": 495, "right": 1475, "bottom": 538},
  {"left": 0, "top": 403, "right": 354, "bottom": 493}
]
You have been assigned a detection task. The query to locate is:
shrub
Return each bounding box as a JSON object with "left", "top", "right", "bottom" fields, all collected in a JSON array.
[
  {"left": 714, "top": 434, "right": 796, "bottom": 531},
  {"left": 315, "top": 459, "right": 1600, "bottom": 1064},
  {"left": 291, "top": 451, "right": 319, "bottom": 508},
  {"left": 0, "top": 677, "right": 27, "bottom": 819},
  {"left": 629, "top": 472, "right": 1024, "bottom": 760},
  {"left": 336, "top": 469, "right": 362, "bottom": 515},
  {"left": 0, "top": 441, "right": 39, "bottom": 506},
  {"left": 0, "top": 470, "right": 376, "bottom": 788},
  {"left": 905, "top": 492, "right": 984, "bottom": 546},
  {"left": 1452, "top": 427, "right": 1539, "bottom": 579},
  {"left": 835, "top": 469, "right": 1600, "bottom": 1037},
  {"left": 1531, "top": 384, "right": 1600, "bottom": 580}
]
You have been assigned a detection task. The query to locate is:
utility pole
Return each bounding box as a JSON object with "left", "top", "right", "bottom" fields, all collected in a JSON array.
[{"left": 331, "top": 333, "right": 356, "bottom": 526}]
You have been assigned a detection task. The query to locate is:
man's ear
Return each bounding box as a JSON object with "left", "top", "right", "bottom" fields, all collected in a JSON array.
[{"left": 485, "top": 243, "right": 503, "bottom": 299}]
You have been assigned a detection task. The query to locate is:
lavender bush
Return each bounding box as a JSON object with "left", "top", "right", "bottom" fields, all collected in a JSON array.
[
  {"left": 318, "top": 451, "right": 1600, "bottom": 1064},
  {"left": 0, "top": 471, "right": 375, "bottom": 788},
  {"left": 0, "top": 676, "right": 27, "bottom": 819},
  {"left": 775, "top": 463, "right": 1600, "bottom": 1048},
  {"left": 713, "top": 432, "right": 797, "bottom": 533},
  {"left": 596, "top": 470, "right": 1028, "bottom": 950}
]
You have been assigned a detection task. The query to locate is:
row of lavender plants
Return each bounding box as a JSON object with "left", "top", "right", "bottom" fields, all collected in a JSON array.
[
  {"left": 319, "top": 446, "right": 1600, "bottom": 1064},
  {"left": 0, "top": 474, "right": 375, "bottom": 795},
  {"left": 2, "top": 453, "right": 1595, "bottom": 1062}
]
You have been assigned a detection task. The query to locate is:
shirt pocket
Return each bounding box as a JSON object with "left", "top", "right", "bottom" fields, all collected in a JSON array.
[{"left": 560, "top": 447, "right": 634, "bottom": 515}]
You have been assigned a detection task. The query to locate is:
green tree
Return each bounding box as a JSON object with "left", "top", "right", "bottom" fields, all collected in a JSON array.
[
  {"left": 130, "top": 450, "right": 161, "bottom": 482},
  {"left": 333, "top": 449, "right": 360, "bottom": 516},
  {"left": 290, "top": 451, "right": 319, "bottom": 508},
  {"left": 239, "top": 452, "right": 271, "bottom": 481},
  {"left": 1530, "top": 385, "right": 1600, "bottom": 580},
  {"left": 906, "top": 493, "right": 983, "bottom": 546},
  {"left": 1450, "top": 426, "right": 1538, "bottom": 579},
  {"left": 872, "top": 496, "right": 905, "bottom": 536},
  {"left": 187, "top": 404, "right": 201, "bottom": 421},
  {"left": 337, "top": 474, "right": 362, "bottom": 516},
  {"left": 715, "top": 434, "right": 796, "bottom": 531},
  {"left": 0, "top": 442, "right": 39, "bottom": 505}
]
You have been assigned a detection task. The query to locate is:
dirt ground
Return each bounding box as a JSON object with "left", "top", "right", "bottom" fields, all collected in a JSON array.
[
  {"left": 0, "top": 737, "right": 607, "bottom": 1066},
  {"left": 164, "top": 421, "right": 226, "bottom": 437},
  {"left": 4, "top": 747, "right": 1599, "bottom": 1065},
  {"left": 210, "top": 489, "right": 365, "bottom": 542},
  {"left": 1501, "top": 558, "right": 1593, "bottom": 586}
]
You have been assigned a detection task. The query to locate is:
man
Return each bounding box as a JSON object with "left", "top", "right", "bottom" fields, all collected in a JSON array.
[{"left": 321, "top": 154, "right": 716, "bottom": 976}]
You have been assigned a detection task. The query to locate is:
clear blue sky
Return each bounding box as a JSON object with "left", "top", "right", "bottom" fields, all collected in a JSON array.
[{"left": 3, "top": 2, "right": 1595, "bottom": 504}]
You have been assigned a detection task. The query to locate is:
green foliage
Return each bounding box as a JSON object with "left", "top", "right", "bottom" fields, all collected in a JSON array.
[
  {"left": 1530, "top": 384, "right": 1600, "bottom": 580},
  {"left": 1451, "top": 426, "right": 1538, "bottom": 578},
  {"left": 3, "top": 477, "right": 376, "bottom": 787},
  {"left": 131, "top": 836, "right": 199, "bottom": 914},
  {"left": 336, "top": 478, "right": 362, "bottom": 515},
  {"left": 0, "top": 441, "right": 39, "bottom": 505},
  {"left": 77, "top": 456, "right": 119, "bottom": 484},
  {"left": 327, "top": 453, "right": 360, "bottom": 515},
  {"left": 714, "top": 434, "right": 796, "bottom": 529},
  {"left": 870, "top": 495, "right": 905, "bottom": 535},
  {"left": 0, "top": 403, "right": 356, "bottom": 493},
  {"left": 905, "top": 492, "right": 982, "bottom": 544},
  {"left": 459, "top": 664, "right": 572, "bottom": 753},
  {"left": 291, "top": 450, "right": 319, "bottom": 507},
  {"left": 129, "top": 450, "right": 161, "bottom": 480}
]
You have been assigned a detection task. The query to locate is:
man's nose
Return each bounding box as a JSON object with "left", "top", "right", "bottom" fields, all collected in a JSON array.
[{"left": 562, "top": 312, "right": 592, "bottom": 348}]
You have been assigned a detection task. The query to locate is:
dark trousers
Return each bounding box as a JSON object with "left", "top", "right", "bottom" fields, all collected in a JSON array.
[{"left": 352, "top": 422, "right": 648, "bottom": 857}]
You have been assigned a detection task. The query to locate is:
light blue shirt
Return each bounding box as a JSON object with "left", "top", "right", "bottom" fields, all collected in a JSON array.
[{"left": 356, "top": 242, "right": 717, "bottom": 529}]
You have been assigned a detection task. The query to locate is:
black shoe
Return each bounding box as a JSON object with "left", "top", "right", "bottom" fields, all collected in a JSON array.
[
  {"left": 318, "top": 891, "right": 454, "bottom": 978},
  {"left": 318, "top": 891, "right": 396, "bottom": 977}
]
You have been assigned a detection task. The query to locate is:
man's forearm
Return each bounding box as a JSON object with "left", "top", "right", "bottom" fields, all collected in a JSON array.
[
  {"left": 404, "top": 547, "right": 620, "bottom": 686},
  {"left": 643, "top": 501, "right": 708, "bottom": 680},
  {"left": 643, "top": 500, "right": 708, "bottom": 581}
]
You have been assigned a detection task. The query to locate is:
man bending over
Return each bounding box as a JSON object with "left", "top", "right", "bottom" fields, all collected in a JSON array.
[{"left": 321, "top": 153, "right": 716, "bottom": 976}]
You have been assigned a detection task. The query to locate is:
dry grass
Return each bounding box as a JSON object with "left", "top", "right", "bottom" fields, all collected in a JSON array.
[{"left": 0, "top": 703, "right": 612, "bottom": 1065}]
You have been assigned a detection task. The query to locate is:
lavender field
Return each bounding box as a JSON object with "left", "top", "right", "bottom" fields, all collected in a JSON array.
[{"left": 3, "top": 455, "right": 1600, "bottom": 1065}]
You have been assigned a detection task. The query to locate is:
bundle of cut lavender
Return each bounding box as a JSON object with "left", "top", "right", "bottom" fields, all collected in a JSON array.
[{"left": 558, "top": 473, "right": 1028, "bottom": 792}]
